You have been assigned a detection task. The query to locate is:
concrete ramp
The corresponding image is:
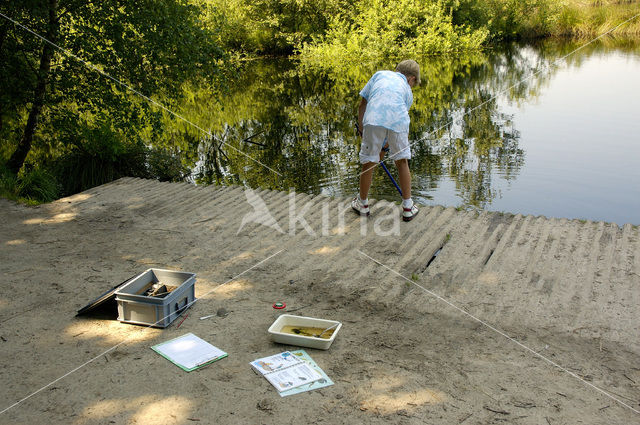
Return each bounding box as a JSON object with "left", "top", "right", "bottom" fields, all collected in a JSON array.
[
  {"left": 50, "top": 177, "right": 640, "bottom": 350},
  {"left": 1, "top": 177, "right": 639, "bottom": 424}
]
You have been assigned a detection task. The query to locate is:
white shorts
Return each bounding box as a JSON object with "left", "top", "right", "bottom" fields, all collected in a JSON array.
[{"left": 359, "top": 125, "right": 411, "bottom": 164}]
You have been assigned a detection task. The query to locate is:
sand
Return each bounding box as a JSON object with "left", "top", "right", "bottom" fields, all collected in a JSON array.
[{"left": 0, "top": 177, "right": 638, "bottom": 424}]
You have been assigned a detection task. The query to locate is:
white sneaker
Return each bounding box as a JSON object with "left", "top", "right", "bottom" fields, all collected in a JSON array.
[
  {"left": 402, "top": 204, "right": 419, "bottom": 222},
  {"left": 351, "top": 197, "right": 370, "bottom": 216}
]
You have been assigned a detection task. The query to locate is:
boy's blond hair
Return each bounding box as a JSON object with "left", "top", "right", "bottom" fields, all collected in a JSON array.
[{"left": 396, "top": 60, "right": 421, "bottom": 85}]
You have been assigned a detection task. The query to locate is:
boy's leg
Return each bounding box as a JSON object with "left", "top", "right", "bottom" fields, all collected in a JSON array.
[
  {"left": 394, "top": 159, "right": 412, "bottom": 200},
  {"left": 357, "top": 125, "right": 385, "bottom": 202},
  {"left": 386, "top": 130, "right": 411, "bottom": 201},
  {"left": 387, "top": 131, "right": 418, "bottom": 221},
  {"left": 359, "top": 162, "right": 377, "bottom": 201},
  {"left": 396, "top": 158, "right": 418, "bottom": 221},
  {"left": 361, "top": 139, "right": 387, "bottom": 200}
]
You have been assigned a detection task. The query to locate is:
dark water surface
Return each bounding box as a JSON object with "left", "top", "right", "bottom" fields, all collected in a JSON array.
[{"left": 189, "top": 39, "right": 640, "bottom": 224}]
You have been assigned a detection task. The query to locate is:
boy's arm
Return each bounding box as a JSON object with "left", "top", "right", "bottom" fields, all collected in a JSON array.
[{"left": 357, "top": 98, "right": 367, "bottom": 136}]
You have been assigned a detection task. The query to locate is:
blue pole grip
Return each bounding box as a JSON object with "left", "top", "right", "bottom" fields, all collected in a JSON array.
[{"left": 380, "top": 160, "right": 402, "bottom": 197}]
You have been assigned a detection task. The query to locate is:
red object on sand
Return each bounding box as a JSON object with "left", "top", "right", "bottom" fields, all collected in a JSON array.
[
  {"left": 272, "top": 302, "right": 286, "bottom": 309},
  {"left": 176, "top": 312, "right": 189, "bottom": 328}
]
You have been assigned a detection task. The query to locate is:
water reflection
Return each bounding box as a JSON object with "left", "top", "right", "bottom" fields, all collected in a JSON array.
[{"left": 184, "top": 38, "right": 639, "bottom": 219}]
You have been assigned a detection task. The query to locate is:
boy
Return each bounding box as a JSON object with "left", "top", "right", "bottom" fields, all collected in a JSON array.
[{"left": 352, "top": 59, "right": 420, "bottom": 222}]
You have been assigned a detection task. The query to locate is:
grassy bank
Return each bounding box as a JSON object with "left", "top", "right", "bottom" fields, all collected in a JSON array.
[
  {"left": 556, "top": 0, "right": 640, "bottom": 37},
  {"left": 0, "top": 165, "right": 59, "bottom": 205},
  {"left": 0, "top": 140, "right": 189, "bottom": 205}
]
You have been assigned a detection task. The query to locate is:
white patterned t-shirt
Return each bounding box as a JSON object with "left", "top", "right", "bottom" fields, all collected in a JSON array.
[{"left": 359, "top": 71, "right": 413, "bottom": 133}]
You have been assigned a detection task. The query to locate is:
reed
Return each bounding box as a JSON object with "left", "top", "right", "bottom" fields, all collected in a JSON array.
[
  {"left": 0, "top": 164, "right": 59, "bottom": 205},
  {"left": 556, "top": 0, "right": 640, "bottom": 37}
]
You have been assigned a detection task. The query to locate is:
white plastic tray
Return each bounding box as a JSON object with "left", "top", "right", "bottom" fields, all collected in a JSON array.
[{"left": 268, "top": 314, "right": 342, "bottom": 350}]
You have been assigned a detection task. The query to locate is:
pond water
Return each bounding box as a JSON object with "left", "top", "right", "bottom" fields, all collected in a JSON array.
[{"left": 186, "top": 39, "right": 640, "bottom": 225}]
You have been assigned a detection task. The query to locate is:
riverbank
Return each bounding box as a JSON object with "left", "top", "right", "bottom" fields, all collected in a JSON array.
[
  {"left": 1, "top": 178, "right": 638, "bottom": 424},
  {"left": 559, "top": 0, "right": 640, "bottom": 37}
]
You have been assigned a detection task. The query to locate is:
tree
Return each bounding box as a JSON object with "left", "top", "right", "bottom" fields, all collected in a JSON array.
[
  {"left": 5, "top": 0, "right": 58, "bottom": 173},
  {"left": 1, "top": 0, "right": 225, "bottom": 174}
]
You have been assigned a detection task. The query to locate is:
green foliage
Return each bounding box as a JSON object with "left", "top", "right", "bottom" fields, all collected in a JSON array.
[
  {"left": 555, "top": 5, "right": 583, "bottom": 35},
  {"left": 242, "top": 0, "right": 340, "bottom": 54},
  {"left": 51, "top": 117, "right": 190, "bottom": 195},
  {"left": 148, "top": 148, "right": 191, "bottom": 182},
  {"left": 53, "top": 119, "right": 149, "bottom": 195},
  {"left": 202, "top": 0, "right": 349, "bottom": 55},
  {"left": 451, "top": 0, "right": 562, "bottom": 40},
  {"left": 198, "top": 0, "right": 640, "bottom": 59},
  {"left": 1, "top": 0, "right": 226, "bottom": 177},
  {"left": 0, "top": 164, "right": 59, "bottom": 204},
  {"left": 16, "top": 167, "right": 59, "bottom": 203},
  {"left": 177, "top": 0, "right": 640, "bottom": 59},
  {"left": 0, "top": 165, "right": 18, "bottom": 200},
  {"left": 299, "top": 0, "right": 488, "bottom": 66}
]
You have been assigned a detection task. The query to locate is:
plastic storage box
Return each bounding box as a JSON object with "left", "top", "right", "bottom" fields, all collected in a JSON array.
[
  {"left": 268, "top": 314, "right": 342, "bottom": 350},
  {"left": 115, "top": 268, "right": 196, "bottom": 328}
]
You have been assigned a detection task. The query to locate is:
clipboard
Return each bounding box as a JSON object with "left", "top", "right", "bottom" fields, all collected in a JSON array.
[{"left": 152, "top": 333, "right": 227, "bottom": 372}]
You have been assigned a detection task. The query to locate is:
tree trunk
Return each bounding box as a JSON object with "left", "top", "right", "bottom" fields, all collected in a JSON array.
[{"left": 7, "top": 0, "right": 58, "bottom": 174}]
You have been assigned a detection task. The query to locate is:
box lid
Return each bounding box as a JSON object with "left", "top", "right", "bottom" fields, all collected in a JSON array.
[{"left": 76, "top": 274, "right": 138, "bottom": 316}]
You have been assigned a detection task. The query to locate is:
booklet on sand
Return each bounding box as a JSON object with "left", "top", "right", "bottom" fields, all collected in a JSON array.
[
  {"left": 250, "top": 351, "right": 323, "bottom": 393},
  {"left": 152, "top": 333, "right": 227, "bottom": 372},
  {"left": 279, "top": 350, "right": 334, "bottom": 397}
]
